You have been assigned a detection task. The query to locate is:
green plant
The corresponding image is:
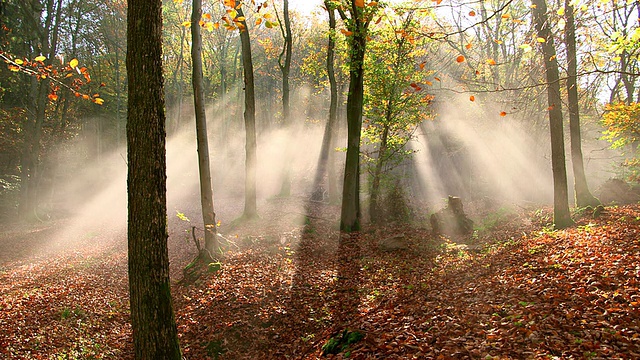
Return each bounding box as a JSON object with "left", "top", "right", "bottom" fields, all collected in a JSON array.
[
  {"left": 322, "top": 329, "right": 364, "bottom": 355},
  {"left": 205, "top": 340, "right": 226, "bottom": 359}
]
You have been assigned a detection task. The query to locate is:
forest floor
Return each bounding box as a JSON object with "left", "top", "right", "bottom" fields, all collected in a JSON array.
[{"left": 0, "top": 198, "right": 639, "bottom": 359}]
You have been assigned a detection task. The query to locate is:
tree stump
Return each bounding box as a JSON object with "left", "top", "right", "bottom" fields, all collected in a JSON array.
[{"left": 430, "top": 196, "right": 474, "bottom": 237}]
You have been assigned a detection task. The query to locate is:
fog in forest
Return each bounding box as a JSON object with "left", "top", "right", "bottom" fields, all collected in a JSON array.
[{"left": 26, "top": 84, "right": 615, "bottom": 257}]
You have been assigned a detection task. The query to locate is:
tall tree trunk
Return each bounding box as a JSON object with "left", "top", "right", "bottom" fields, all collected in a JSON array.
[
  {"left": 237, "top": 6, "right": 258, "bottom": 219},
  {"left": 191, "top": 0, "right": 218, "bottom": 256},
  {"left": 565, "top": 0, "right": 600, "bottom": 208},
  {"left": 18, "top": 0, "right": 62, "bottom": 220},
  {"left": 532, "top": 0, "right": 574, "bottom": 229},
  {"left": 340, "top": 3, "right": 368, "bottom": 232},
  {"left": 369, "top": 106, "right": 391, "bottom": 223},
  {"left": 277, "top": 0, "right": 293, "bottom": 196},
  {"left": 312, "top": 2, "right": 339, "bottom": 202},
  {"left": 126, "top": 0, "right": 182, "bottom": 358}
]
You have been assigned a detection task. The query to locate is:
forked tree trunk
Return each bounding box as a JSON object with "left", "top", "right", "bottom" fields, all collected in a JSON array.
[
  {"left": 191, "top": 0, "right": 217, "bottom": 256},
  {"left": 126, "top": 0, "right": 181, "bottom": 357},
  {"left": 278, "top": 0, "right": 293, "bottom": 197},
  {"left": 312, "top": 2, "right": 339, "bottom": 202},
  {"left": 237, "top": 6, "right": 258, "bottom": 219},
  {"left": 564, "top": 0, "right": 600, "bottom": 208},
  {"left": 532, "top": 0, "right": 574, "bottom": 229}
]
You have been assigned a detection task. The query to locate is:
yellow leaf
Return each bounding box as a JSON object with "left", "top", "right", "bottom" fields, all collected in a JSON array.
[
  {"left": 557, "top": 7, "right": 565, "bottom": 15},
  {"left": 35, "top": 55, "right": 46, "bottom": 62},
  {"left": 519, "top": 44, "right": 532, "bottom": 52},
  {"left": 204, "top": 22, "right": 214, "bottom": 32},
  {"left": 612, "top": 56, "right": 622, "bottom": 62},
  {"left": 203, "top": 13, "right": 212, "bottom": 20},
  {"left": 494, "top": 39, "right": 503, "bottom": 45},
  {"left": 14, "top": 59, "right": 24, "bottom": 65},
  {"left": 181, "top": 21, "right": 191, "bottom": 27},
  {"left": 236, "top": 16, "right": 246, "bottom": 22},
  {"left": 94, "top": 98, "right": 105, "bottom": 105},
  {"left": 486, "top": 58, "right": 497, "bottom": 65},
  {"left": 9, "top": 65, "right": 20, "bottom": 72},
  {"left": 537, "top": 37, "right": 546, "bottom": 43},
  {"left": 69, "top": 58, "right": 79, "bottom": 69}
]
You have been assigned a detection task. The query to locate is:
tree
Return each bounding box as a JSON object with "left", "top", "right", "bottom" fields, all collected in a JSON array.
[
  {"left": 312, "top": 0, "right": 340, "bottom": 203},
  {"left": 191, "top": 0, "right": 218, "bottom": 256},
  {"left": 531, "top": 0, "right": 574, "bottom": 229},
  {"left": 276, "top": 0, "right": 293, "bottom": 197},
  {"left": 126, "top": 0, "right": 182, "bottom": 357},
  {"left": 564, "top": 0, "right": 600, "bottom": 208},
  {"left": 235, "top": 4, "right": 258, "bottom": 219},
  {"left": 336, "top": 0, "right": 380, "bottom": 232},
  {"left": 362, "top": 10, "right": 432, "bottom": 223}
]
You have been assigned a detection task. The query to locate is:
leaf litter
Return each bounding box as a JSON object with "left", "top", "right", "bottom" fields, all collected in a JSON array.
[{"left": 1, "top": 203, "right": 639, "bottom": 359}]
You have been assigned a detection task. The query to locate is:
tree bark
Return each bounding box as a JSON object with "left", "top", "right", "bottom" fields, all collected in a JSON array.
[
  {"left": 340, "top": 3, "right": 368, "bottom": 232},
  {"left": 312, "top": 2, "right": 339, "bottom": 203},
  {"left": 126, "top": 0, "right": 182, "bottom": 358},
  {"left": 532, "top": 0, "right": 574, "bottom": 229},
  {"left": 191, "top": 0, "right": 218, "bottom": 256},
  {"left": 278, "top": 0, "right": 293, "bottom": 197},
  {"left": 564, "top": 0, "right": 600, "bottom": 208},
  {"left": 237, "top": 6, "right": 258, "bottom": 219}
]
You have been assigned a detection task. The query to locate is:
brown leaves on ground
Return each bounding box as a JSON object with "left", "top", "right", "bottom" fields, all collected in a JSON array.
[{"left": 1, "top": 204, "right": 639, "bottom": 359}]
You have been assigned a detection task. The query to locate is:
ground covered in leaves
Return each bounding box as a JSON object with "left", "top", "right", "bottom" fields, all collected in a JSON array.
[{"left": 1, "top": 201, "right": 639, "bottom": 359}]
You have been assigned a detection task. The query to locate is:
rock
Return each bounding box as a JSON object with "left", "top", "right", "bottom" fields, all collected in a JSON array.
[
  {"left": 430, "top": 196, "right": 474, "bottom": 237},
  {"left": 596, "top": 179, "right": 640, "bottom": 205},
  {"left": 378, "top": 233, "right": 408, "bottom": 251}
]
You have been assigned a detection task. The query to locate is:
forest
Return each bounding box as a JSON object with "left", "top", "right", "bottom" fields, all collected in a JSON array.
[{"left": 1, "top": 0, "right": 639, "bottom": 358}]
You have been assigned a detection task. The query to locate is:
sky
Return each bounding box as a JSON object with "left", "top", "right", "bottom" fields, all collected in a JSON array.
[{"left": 289, "top": 0, "right": 324, "bottom": 14}]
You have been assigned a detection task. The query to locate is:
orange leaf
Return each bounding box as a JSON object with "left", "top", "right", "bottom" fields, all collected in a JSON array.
[
  {"left": 500, "top": 111, "right": 507, "bottom": 116},
  {"left": 341, "top": 29, "right": 353, "bottom": 36},
  {"left": 48, "top": 93, "right": 58, "bottom": 101},
  {"left": 456, "top": 55, "right": 465, "bottom": 63},
  {"left": 425, "top": 80, "right": 433, "bottom": 86},
  {"left": 470, "top": 95, "right": 475, "bottom": 102},
  {"left": 469, "top": 10, "right": 476, "bottom": 16},
  {"left": 486, "top": 58, "right": 497, "bottom": 65},
  {"left": 465, "top": 43, "right": 472, "bottom": 49},
  {"left": 355, "top": 0, "right": 364, "bottom": 7},
  {"left": 82, "top": 94, "right": 90, "bottom": 100},
  {"left": 434, "top": 77, "right": 441, "bottom": 82},
  {"left": 419, "top": 62, "right": 426, "bottom": 70}
]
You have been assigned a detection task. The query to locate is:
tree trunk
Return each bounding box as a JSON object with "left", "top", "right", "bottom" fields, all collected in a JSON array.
[
  {"left": 312, "top": 2, "right": 339, "bottom": 203},
  {"left": 191, "top": 0, "right": 218, "bottom": 256},
  {"left": 18, "top": 0, "right": 63, "bottom": 220},
  {"left": 369, "top": 118, "right": 390, "bottom": 224},
  {"left": 564, "top": 0, "right": 600, "bottom": 208},
  {"left": 278, "top": 0, "right": 293, "bottom": 197},
  {"left": 340, "top": 4, "right": 368, "bottom": 232},
  {"left": 532, "top": 0, "right": 574, "bottom": 229},
  {"left": 126, "top": 0, "right": 182, "bottom": 358},
  {"left": 237, "top": 6, "right": 258, "bottom": 219}
]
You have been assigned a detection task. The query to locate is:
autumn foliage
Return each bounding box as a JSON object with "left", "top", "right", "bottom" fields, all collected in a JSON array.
[{"left": 2, "top": 203, "right": 640, "bottom": 358}]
